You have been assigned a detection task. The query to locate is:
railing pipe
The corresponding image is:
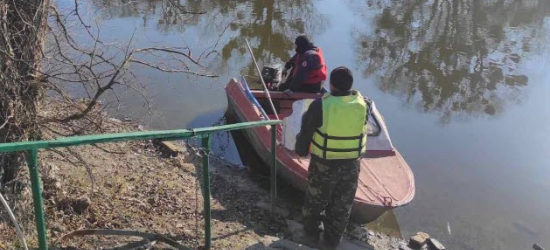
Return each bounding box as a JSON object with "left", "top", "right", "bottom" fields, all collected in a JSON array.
[
  {"left": 202, "top": 135, "right": 212, "bottom": 249},
  {"left": 270, "top": 126, "right": 277, "bottom": 212},
  {"left": 0, "top": 121, "right": 281, "bottom": 153},
  {"left": 28, "top": 149, "right": 48, "bottom": 250}
]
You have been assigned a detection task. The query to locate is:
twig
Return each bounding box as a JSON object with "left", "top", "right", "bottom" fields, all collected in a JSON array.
[
  {"left": 198, "top": 23, "right": 231, "bottom": 62},
  {"left": 55, "top": 229, "right": 191, "bottom": 250},
  {"left": 144, "top": 240, "right": 157, "bottom": 250},
  {"left": 119, "top": 196, "right": 148, "bottom": 208},
  {"left": 0, "top": 116, "right": 12, "bottom": 130},
  {"left": 166, "top": 0, "right": 206, "bottom": 14},
  {"left": 0, "top": 191, "right": 29, "bottom": 250}
]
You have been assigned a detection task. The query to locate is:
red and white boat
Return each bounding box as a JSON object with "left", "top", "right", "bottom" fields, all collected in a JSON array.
[{"left": 225, "top": 77, "right": 415, "bottom": 222}]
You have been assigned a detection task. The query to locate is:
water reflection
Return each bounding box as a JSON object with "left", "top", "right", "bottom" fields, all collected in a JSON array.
[
  {"left": 80, "top": 0, "right": 329, "bottom": 131},
  {"left": 353, "top": 0, "right": 550, "bottom": 123},
  {"left": 90, "top": 0, "right": 203, "bottom": 33},
  {"left": 186, "top": 0, "right": 328, "bottom": 78},
  {"left": 90, "top": 0, "right": 328, "bottom": 77}
]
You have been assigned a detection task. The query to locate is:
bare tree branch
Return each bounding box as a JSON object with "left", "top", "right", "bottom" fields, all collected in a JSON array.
[
  {"left": 1, "top": 0, "right": 217, "bottom": 185},
  {"left": 166, "top": 0, "right": 206, "bottom": 15}
]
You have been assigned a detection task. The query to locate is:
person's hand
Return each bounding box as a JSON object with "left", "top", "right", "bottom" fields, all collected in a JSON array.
[
  {"left": 283, "top": 89, "right": 293, "bottom": 96},
  {"left": 282, "top": 68, "right": 288, "bottom": 78}
]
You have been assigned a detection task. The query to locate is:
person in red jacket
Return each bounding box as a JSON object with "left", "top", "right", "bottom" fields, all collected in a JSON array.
[{"left": 278, "top": 35, "right": 327, "bottom": 93}]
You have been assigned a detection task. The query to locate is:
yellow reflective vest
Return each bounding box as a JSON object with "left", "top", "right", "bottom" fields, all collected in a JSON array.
[{"left": 311, "top": 90, "right": 368, "bottom": 160}]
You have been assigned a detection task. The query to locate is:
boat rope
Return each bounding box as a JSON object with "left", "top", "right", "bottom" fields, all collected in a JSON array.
[
  {"left": 362, "top": 162, "right": 399, "bottom": 201},
  {"left": 358, "top": 178, "right": 394, "bottom": 207}
]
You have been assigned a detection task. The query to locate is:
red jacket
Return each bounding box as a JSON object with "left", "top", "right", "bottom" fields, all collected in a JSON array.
[{"left": 286, "top": 46, "right": 327, "bottom": 85}]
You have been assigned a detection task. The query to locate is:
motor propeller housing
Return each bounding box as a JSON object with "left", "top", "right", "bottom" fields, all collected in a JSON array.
[{"left": 260, "top": 63, "right": 283, "bottom": 88}]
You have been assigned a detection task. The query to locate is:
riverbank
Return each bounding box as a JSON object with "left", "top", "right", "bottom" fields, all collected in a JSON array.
[{"left": 1, "top": 99, "right": 430, "bottom": 250}]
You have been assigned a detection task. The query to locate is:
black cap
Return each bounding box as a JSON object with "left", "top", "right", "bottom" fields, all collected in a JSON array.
[
  {"left": 295, "top": 35, "right": 312, "bottom": 47},
  {"left": 330, "top": 66, "right": 354, "bottom": 91},
  {"left": 295, "top": 35, "right": 313, "bottom": 54}
]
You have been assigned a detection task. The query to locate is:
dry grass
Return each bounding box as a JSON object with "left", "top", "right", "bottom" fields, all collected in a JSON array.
[{"left": 0, "top": 99, "right": 288, "bottom": 249}]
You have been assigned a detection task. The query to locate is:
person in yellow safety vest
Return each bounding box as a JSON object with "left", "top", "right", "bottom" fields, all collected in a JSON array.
[{"left": 294, "top": 66, "right": 372, "bottom": 250}]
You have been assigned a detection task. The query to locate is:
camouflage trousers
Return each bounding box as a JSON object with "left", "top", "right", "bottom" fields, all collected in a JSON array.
[{"left": 302, "top": 159, "right": 360, "bottom": 243}]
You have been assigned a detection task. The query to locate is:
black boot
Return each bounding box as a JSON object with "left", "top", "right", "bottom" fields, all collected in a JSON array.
[
  {"left": 293, "top": 229, "right": 321, "bottom": 248},
  {"left": 321, "top": 233, "right": 341, "bottom": 250}
]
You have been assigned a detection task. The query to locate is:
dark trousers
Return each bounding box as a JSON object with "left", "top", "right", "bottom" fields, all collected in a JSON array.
[{"left": 302, "top": 159, "right": 360, "bottom": 244}]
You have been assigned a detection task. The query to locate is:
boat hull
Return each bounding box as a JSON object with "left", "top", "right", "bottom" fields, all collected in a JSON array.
[{"left": 225, "top": 78, "right": 415, "bottom": 223}]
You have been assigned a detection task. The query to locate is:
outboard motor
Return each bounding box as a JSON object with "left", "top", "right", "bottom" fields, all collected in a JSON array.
[{"left": 260, "top": 63, "right": 282, "bottom": 89}]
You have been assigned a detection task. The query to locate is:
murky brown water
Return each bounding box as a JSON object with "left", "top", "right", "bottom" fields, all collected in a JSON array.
[{"left": 60, "top": 0, "right": 550, "bottom": 249}]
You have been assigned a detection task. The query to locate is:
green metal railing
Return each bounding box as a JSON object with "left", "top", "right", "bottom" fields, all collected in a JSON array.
[{"left": 0, "top": 120, "right": 281, "bottom": 250}]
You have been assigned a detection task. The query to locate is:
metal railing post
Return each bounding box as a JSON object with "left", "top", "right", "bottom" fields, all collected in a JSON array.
[
  {"left": 28, "top": 149, "right": 48, "bottom": 250},
  {"left": 201, "top": 135, "right": 211, "bottom": 249},
  {"left": 270, "top": 126, "right": 277, "bottom": 212}
]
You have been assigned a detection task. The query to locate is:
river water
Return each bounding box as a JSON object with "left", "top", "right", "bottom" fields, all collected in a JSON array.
[{"left": 60, "top": 0, "right": 550, "bottom": 249}]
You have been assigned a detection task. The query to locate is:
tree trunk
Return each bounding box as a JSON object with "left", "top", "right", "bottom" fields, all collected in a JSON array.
[{"left": 0, "top": 0, "right": 50, "bottom": 186}]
